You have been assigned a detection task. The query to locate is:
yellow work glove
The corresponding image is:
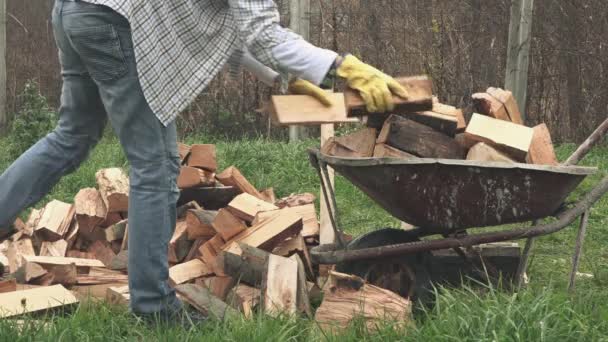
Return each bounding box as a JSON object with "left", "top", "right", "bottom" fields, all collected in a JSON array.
[
  {"left": 336, "top": 55, "right": 409, "bottom": 113},
  {"left": 288, "top": 79, "right": 333, "bottom": 107}
]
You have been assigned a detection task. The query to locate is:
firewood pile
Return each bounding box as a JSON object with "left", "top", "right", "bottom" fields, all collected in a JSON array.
[{"left": 0, "top": 143, "right": 409, "bottom": 330}]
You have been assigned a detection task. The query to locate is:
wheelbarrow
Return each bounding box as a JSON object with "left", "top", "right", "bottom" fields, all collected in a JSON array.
[{"left": 309, "top": 119, "right": 608, "bottom": 299}]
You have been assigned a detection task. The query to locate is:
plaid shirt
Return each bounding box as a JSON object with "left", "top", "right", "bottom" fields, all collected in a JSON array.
[{"left": 81, "top": 0, "right": 337, "bottom": 126}]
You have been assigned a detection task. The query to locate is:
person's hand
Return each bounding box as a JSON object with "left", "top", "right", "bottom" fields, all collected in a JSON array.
[
  {"left": 288, "top": 79, "right": 333, "bottom": 107},
  {"left": 336, "top": 55, "right": 409, "bottom": 112}
]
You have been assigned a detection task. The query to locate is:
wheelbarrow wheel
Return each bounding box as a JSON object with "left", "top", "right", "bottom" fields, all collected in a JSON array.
[{"left": 335, "top": 228, "right": 434, "bottom": 304}]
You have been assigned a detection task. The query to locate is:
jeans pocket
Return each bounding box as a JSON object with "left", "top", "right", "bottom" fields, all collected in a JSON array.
[{"left": 68, "top": 24, "right": 128, "bottom": 82}]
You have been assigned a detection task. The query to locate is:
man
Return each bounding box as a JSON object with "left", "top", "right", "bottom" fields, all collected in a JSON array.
[{"left": 0, "top": 0, "right": 407, "bottom": 321}]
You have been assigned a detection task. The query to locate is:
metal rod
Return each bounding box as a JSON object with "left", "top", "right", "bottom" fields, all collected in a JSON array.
[
  {"left": 568, "top": 210, "right": 590, "bottom": 293},
  {"left": 311, "top": 175, "right": 608, "bottom": 264},
  {"left": 565, "top": 118, "right": 608, "bottom": 166}
]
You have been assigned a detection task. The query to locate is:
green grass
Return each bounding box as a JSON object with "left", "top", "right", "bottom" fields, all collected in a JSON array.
[{"left": 1, "top": 133, "right": 607, "bottom": 341}]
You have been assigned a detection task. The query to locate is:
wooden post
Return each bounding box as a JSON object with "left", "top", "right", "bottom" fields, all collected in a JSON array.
[
  {"left": 504, "top": 0, "right": 534, "bottom": 118},
  {"left": 288, "top": 0, "right": 311, "bottom": 142},
  {"left": 319, "top": 124, "right": 335, "bottom": 245},
  {"left": 0, "top": 0, "right": 6, "bottom": 128},
  {"left": 568, "top": 211, "right": 589, "bottom": 293}
]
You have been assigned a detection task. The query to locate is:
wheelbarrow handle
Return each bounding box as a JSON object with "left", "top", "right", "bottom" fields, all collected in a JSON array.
[{"left": 565, "top": 118, "right": 608, "bottom": 166}]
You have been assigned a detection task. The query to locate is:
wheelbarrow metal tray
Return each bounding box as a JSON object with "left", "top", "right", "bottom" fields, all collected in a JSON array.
[{"left": 320, "top": 154, "right": 596, "bottom": 231}]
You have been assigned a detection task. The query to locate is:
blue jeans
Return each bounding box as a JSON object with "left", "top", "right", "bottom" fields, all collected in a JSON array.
[{"left": 0, "top": 0, "right": 182, "bottom": 315}]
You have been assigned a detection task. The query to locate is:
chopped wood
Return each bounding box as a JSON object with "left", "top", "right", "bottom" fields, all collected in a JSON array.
[
  {"left": 433, "top": 103, "right": 467, "bottom": 132},
  {"left": 227, "top": 193, "right": 279, "bottom": 223},
  {"left": 106, "top": 285, "right": 130, "bottom": 306},
  {"left": 216, "top": 166, "right": 265, "bottom": 200},
  {"left": 227, "top": 284, "right": 260, "bottom": 318},
  {"left": 64, "top": 221, "right": 79, "bottom": 251},
  {"left": 408, "top": 105, "right": 459, "bottom": 136},
  {"left": 184, "top": 238, "right": 206, "bottom": 263},
  {"left": 109, "top": 250, "right": 128, "bottom": 271},
  {"left": 96, "top": 168, "right": 129, "bottom": 213},
  {"left": 168, "top": 259, "right": 212, "bottom": 286},
  {"left": 66, "top": 250, "right": 95, "bottom": 259},
  {"left": 76, "top": 268, "right": 128, "bottom": 285},
  {"left": 0, "top": 279, "right": 17, "bottom": 293},
  {"left": 46, "top": 263, "right": 78, "bottom": 286},
  {"left": 486, "top": 87, "right": 524, "bottom": 125},
  {"left": 201, "top": 276, "right": 235, "bottom": 301},
  {"left": 275, "top": 193, "right": 315, "bottom": 209},
  {"left": 321, "top": 137, "right": 366, "bottom": 158},
  {"left": 6, "top": 238, "right": 35, "bottom": 273},
  {"left": 467, "top": 143, "right": 516, "bottom": 163},
  {"left": 454, "top": 133, "right": 478, "bottom": 150},
  {"left": 526, "top": 123, "right": 559, "bottom": 166},
  {"left": 178, "top": 166, "right": 216, "bottom": 189},
  {"left": 186, "top": 209, "right": 218, "bottom": 240},
  {"left": 39, "top": 239, "right": 68, "bottom": 257},
  {"left": 78, "top": 225, "right": 106, "bottom": 243},
  {"left": 373, "top": 144, "right": 416, "bottom": 159},
  {"left": 100, "top": 212, "right": 123, "bottom": 228},
  {"left": 104, "top": 219, "right": 127, "bottom": 243},
  {"left": 35, "top": 200, "right": 75, "bottom": 241},
  {"left": 24, "top": 209, "right": 42, "bottom": 236},
  {"left": 254, "top": 205, "right": 319, "bottom": 239},
  {"left": 217, "top": 243, "right": 268, "bottom": 286},
  {"left": 177, "top": 201, "right": 202, "bottom": 220},
  {"left": 472, "top": 92, "right": 511, "bottom": 122},
  {"left": 465, "top": 113, "right": 534, "bottom": 160},
  {"left": 169, "top": 221, "right": 192, "bottom": 264},
  {"left": 199, "top": 235, "right": 225, "bottom": 272},
  {"left": 22, "top": 255, "right": 105, "bottom": 268},
  {"left": 88, "top": 240, "right": 116, "bottom": 267},
  {"left": 74, "top": 188, "right": 107, "bottom": 234},
  {"left": 260, "top": 188, "right": 276, "bottom": 204},
  {"left": 290, "top": 254, "right": 312, "bottom": 317},
  {"left": 211, "top": 208, "right": 247, "bottom": 241},
  {"left": 345, "top": 76, "right": 433, "bottom": 116},
  {"left": 315, "top": 271, "right": 412, "bottom": 332},
  {"left": 377, "top": 115, "right": 467, "bottom": 159},
  {"left": 270, "top": 93, "right": 357, "bottom": 125},
  {"left": 227, "top": 212, "right": 303, "bottom": 252},
  {"left": 121, "top": 225, "right": 129, "bottom": 251},
  {"left": 178, "top": 143, "right": 191, "bottom": 164},
  {"left": 0, "top": 284, "right": 78, "bottom": 318},
  {"left": 174, "top": 284, "right": 239, "bottom": 320},
  {"left": 273, "top": 234, "right": 314, "bottom": 280},
  {"left": 332, "top": 128, "right": 378, "bottom": 157},
  {"left": 262, "top": 254, "right": 298, "bottom": 316},
  {"left": 14, "top": 262, "right": 48, "bottom": 284},
  {"left": 187, "top": 144, "right": 217, "bottom": 172}
]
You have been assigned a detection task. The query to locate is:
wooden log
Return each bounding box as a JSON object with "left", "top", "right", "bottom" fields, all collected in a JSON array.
[
  {"left": 454, "top": 133, "right": 478, "bottom": 150},
  {"left": 178, "top": 166, "right": 216, "bottom": 189},
  {"left": 377, "top": 115, "right": 467, "bottom": 159},
  {"left": 227, "top": 193, "right": 279, "bottom": 223},
  {"left": 104, "top": 219, "right": 127, "bottom": 243},
  {"left": 169, "top": 221, "right": 192, "bottom": 264},
  {"left": 291, "top": 254, "right": 312, "bottom": 317},
  {"left": 211, "top": 208, "right": 247, "bottom": 241},
  {"left": 345, "top": 76, "right": 433, "bottom": 116},
  {"left": 109, "top": 250, "right": 128, "bottom": 271},
  {"left": 227, "top": 213, "right": 303, "bottom": 252},
  {"left": 39, "top": 239, "right": 68, "bottom": 257},
  {"left": 216, "top": 166, "right": 264, "bottom": 200},
  {"left": 178, "top": 142, "right": 191, "bottom": 164},
  {"left": 200, "top": 276, "right": 235, "bottom": 301},
  {"left": 226, "top": 284, "right": 260, "bottom": 318},
  {"left": 66, "top": 250, "right": 95, "bottom": 259},
  {"left": 177, "top": 201, "right": 201, "bottom": 220},
  {"left": 198, "top": 234, "right": 225, "bottom": 270},
  {"left": 168, "top": 259, "right": 212, "bottom": 286},
  {"left": 100, "top": 212, "right": 123, "bottom": 229},
  {"left": 106, "top": 285, "right": 130, "bottom": 306},
  {"left": 472, "top": 92, "right": 511, "bottom": 122},
  {"left": 186, "top": 209, "right": 218, "bottom": 240},
  {"left": 96, "top": 168, "right": 129, "bottom": 213},
  {"left": 273, "top": 234, "right": 314, "bottom": 280},
  {"left": 174, "top": 284, "right": 239, "bottom": 320},
  {"left": 6, "top": 238, "right": 35, "bottom": 273},
  {"left": 253, "top": 205, "right": 318, "bottom": 238},
  {"left": 76, "top": 267, "right": 128, "bottom": 285},
  {"left": 14, "top": 262, "right": 48, "bottom": 284},
  {"left": 217, "top": 243, "right": 269, "bottom": 286},
  {"left": 22, "top": 255, "right": 105, "bottom": 268},
  {"left": 315, "top": 271, "right": 412, "bottom": 332},
  {"left": 74, "top": 188, "right": 107, "bottom": 235},
  {"left": 275, "top": 193, "right": 315, "bottom": 209},
  {"left": 88, "top": 240, "right": 116, "bottom": 268},
  {"left": 465, "top": 113, "right": 534, "bottom": 161},
  {"left": 270, "top": 93, "right": 357, "bottom": 125},
  {"left": 184, "top": 238, "right": 206, "bottom": 262},
  {"left": 321, "top": 137, "right": 365, "bottom": 158},
  {"left": 373, "top": 144, "right": 416, "bottom": 159},
  {"left": 262, "top": 254, "right": 298, "bottom": 316},
  {"left": 187, "top": 144, "right": 217, "bottom": 172},
  {"left": 526, "top": 123, "right": 558, "bottom": 166},
  {"left": 0, "top": 278, "right": 17, "bottom": 293},
  {"left": 0, "top": 284, "right": 78, "bottom": 318},
  {"left": 408, "top": 106, "right": 459, "bottom": 136},
  {"left": 467, "top": 143, "right": 516, "bottom": 163},
  {"left": 35, "top": 200, "right": 75, "bottom": 241},
  {"left": 332, "top": 128, "right": 377, "bottom": 157},
  {"left": 260, "top": 188, "right": 276, "bottom": 203},
  {"left": 486, "top": 87, "right": 524, "bottom": 125},
  {"left": 45, "top": 263, "right": 78, "bottom": 286}
]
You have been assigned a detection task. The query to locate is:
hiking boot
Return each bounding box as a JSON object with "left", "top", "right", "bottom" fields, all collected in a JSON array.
[{"left": 135, "top": 306, "right": 208, "bottom": 329}]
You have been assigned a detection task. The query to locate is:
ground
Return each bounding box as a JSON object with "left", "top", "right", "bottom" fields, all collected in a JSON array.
[{"left": 0, "top": 133, "right": 607, "bottom": 341}]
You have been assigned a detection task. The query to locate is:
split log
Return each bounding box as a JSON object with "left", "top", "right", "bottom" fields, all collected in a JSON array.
[
  {"left": 96, "top": 168, "right": 129, "bottom": 213},
  {"left": 226, "top": 284, "right": 260, "bottom": 318},
  {"left": 39, "top": 239, "right": 68, "bottom": 257},
  {"left": 178, "top": 166, "right": 216, "bottom": 189},
  {"left": 262, "top": 254, "right": 298, "bottom": 317},
  {"left": 467, "top": 143, "right": 516, "bottom": 163},
  {"left": 373, "top": 144, "right": 416, "bottom": 159},
  {"left": 45, "top": 263, "right": 78, "bottom": 286},
  {"left": 260, "top": 188, "right": 276, "bottom": 203},
  {"left": 315, "top": 271, "right": 412, "bottom": 332},
  {"left": 270, "top": 93, "right": 356, "bottom": 125},
  {"left": 177, "top": 201, "right": 201, "bottom": 220},
  {"left": 227, "top": 193, "right": 279, "bottom": 223},
  {"left": 407, "top": 105, "right": 459, "bottom": 136},
  {"left": 253, "top": 204, "right": 318, "bottom": 238},
  {"left": 76, "top": 267, "right": 128, "bottom": 285},
  {"left": 345, "top": 76, "right": 433, "bottom": 116},
  {"left": 66, "top": 250, "right": 95, "bottom": 259},
  {"left": 325, "top": 128, "right": 377, "bottom": 157},
  {"left": 227, "top": 212, "right": 302, "bottom": 252},
  {"left": 184, "top": 238, "right": 206, "bottom": 262},
  {"left": 198, "top": 235, "right": 225, "bottom": 270},
  {"left": 88, "top": 240, "right": 116, "bottom": 268},
  {"left": 465, "top": 114, "right": 534, "bottom": 161},
  {"left": 169, "top": 221, "right": 192, "bottom": 264},
  {"left": 14, "top": 262, "right": 48, "bottom": 284},
  {"left": 526, "top": 124, "right": 558, "bottom": 166},
  {"left": 200, "top": 276, "right": 235, "bottom": 301},
  {"left": 174, "top": 284, "right": 239, "bottom": 320},
  {"left": 377, "top": 115, "right": 466, "bottom": 159},
  {"left": 321, "top": 137, "right": 365, "bottom": 158},
  {"left": 6, "top": 238, "right": 35, "bottom": 273},
  {"left": 472, "top": 92, "right": 511, "bottom": 122},
  {"left": 216, "top": 166, "right": 264, "bottom": 200},
  {"left": 454, "top": 133, "right": 478, "bottom": 150},
  {"left": 168, "top": 259, "right": 212, "bottom": 286},
  {"left": 74, "top": 188, "right": 107, "bottom": 235},
  {"left": 273, "top": 234, "right": 314, "bottom": 280},
  {"left": 22, "top": 255, "right": 105, "bottom": 268},
  {"left": 275, "top": 193, "right": 315, "bottom": 209},
  {"left": 291, "top": 254, "right": 312, "bottom": 317},
  {"left": 178, "top": 142, "right": 191, "bottom": 164},
  {"left": 106, "top": 285, "right": 130, "bottom": 306},
  {"left": 24, "top": 209, "right": 42, "bottom": 236},
  {"left": 104, "top": 220, "right": 128, "bottom": 243},
  {"left": 35, "top": 200, "right": 75, "bottom": 241},
  {"left": 187, "top": 144, "right": 217, "bottom": 172},
  {"left": 0, "top": 279, "right": 17, "bottom": 293},
  {"left": 217, "top": 243, "right": 269, "bottom": 286},
  {"left": 486, "top": 87, "right": 524, "bottom": 125},
  {"left": 186, "top": 209, "right": 218, "bottom": 240},
  {"left": 0, "top": 284, "right": 78, "bottom": 318},
  {"left": 211, "top": 209, "right": 247, "bottom": 241},
  {"left": 109, "top": 250, "right": 128, "bottom": 271}
]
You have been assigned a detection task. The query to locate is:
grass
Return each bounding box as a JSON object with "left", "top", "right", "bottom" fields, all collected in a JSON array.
[{"left": 1, "top": 132, "right": 607, "bottom": 341}]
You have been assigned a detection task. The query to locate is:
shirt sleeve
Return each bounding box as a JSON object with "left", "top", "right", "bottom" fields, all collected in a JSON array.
[{"left": 228, "top": 0, "right": 338, "bottom": 85}]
